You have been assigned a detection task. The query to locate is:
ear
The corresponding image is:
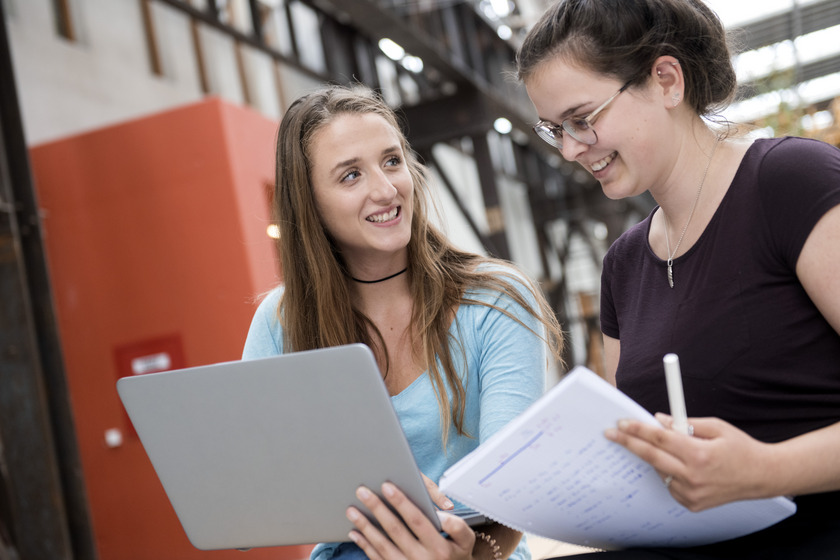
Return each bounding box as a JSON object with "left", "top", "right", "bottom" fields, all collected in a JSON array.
[{"left": 651, "top": 55, "right": 684, "bottom": 109}]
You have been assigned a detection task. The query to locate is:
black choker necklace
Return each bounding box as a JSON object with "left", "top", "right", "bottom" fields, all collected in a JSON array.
[{"left": 350, "top": 268, "right": 408, "bottom": 284}]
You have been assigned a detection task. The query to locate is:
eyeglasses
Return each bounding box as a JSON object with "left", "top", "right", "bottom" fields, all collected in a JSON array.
[{"left": 533, "top": 81, "right": 632, "bottom": 150}]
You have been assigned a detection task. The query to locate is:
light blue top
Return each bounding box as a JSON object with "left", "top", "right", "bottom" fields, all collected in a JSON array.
[{"left": 242, "top": 264, "right": 547, "bottom": 560}]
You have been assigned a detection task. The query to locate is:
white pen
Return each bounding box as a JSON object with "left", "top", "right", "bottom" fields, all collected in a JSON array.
[{"left": 663, "top": 353, "right": 690, "bottom": 435}]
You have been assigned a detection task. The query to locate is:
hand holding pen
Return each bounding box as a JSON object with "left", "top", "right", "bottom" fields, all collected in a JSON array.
[
  {"left": 604, "top": 354, "right": 782, "bottom": 512},
  {"left": 662, "top": 353, "right": 692, "bottom": 488},
  {"left": 663, "top": 353, "right": 692, "bottom": 437}
]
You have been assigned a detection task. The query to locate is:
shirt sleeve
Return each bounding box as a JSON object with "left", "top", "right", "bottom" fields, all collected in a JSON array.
[
  {"left": 241, "top": 287, "right": 284, "bottom": 359},
  {"left": 600, "top": 247, "right": 620, "bottom": 340},
  {"left": 758, "top": 137, "right": 840, "bottom": 268}
]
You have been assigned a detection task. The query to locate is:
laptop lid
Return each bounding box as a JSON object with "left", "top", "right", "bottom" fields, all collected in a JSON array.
[{"left": 116, "top": 343, "right": 443, "bottom": 550}]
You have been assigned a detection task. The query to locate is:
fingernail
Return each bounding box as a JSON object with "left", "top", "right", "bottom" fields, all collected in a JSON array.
[
  {"left": 382, "top": 482, "right": 396, "bottom": 498},
  {"left": 443, "top": 499, "right": 454, "bottom": 509},
  {"left": 346, "top": 508, "right": 359, "bottom": 522},
  {"left": 617, "top": 419, "right": 630, "bottom": 430},
  {"left": 604, "top": 428, "right": 617, "bottom": 440},
  {"left": 348, "top": 532, "right": 360, "bottom": 544},
  {"left": 357, "top": 486, "right": 372, "bottom": 500}
]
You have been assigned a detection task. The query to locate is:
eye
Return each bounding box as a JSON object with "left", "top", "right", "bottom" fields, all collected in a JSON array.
[
  {"left": 340, "top": 169, "right": 361, "bottom": 182},
  {"left": 385, "top": 155, "right": 402, "bottom": 167},
  {"left": 567, "top": 116, "right": 592, "bottom": 131}
]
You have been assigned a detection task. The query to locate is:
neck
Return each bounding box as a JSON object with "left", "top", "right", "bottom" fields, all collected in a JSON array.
[
  {"left": 350, "top": 267, "right": 408, "bottom": 284},
  {"left": 661, "top": 135, "right": 720, "bottom": 288},
  {"left": 660, "top": 134, "right": 721, "bottom": 213}
]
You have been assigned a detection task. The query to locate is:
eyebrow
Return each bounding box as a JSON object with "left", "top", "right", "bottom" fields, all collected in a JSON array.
[
  {"left": 558, "top": 101, "right": 589, "bottom": 121},
  {"left": 329, "top": 157, "right": 359, "bottom": 176},
  {"left": 328, "top": 145, "right": 402, "bottom": 176},
  {"left": 536, "top": 102, "right": 587, "bottom": 125}
]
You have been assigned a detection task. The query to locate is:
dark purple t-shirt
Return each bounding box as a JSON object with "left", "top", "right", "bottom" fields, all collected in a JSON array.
[{"left": 601, "top": 137, "right": 840, "bottom": 444}]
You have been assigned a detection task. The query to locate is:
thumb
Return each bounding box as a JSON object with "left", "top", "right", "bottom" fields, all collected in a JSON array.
[
  {"left": 422, "top": 472, "right": 454, "bottom": 510},
  {"left": 654, "top": 412, "right": 674, "bottom": 429},
  {"left": 438, "top": 512, "right": 476, "bottom": 551}
]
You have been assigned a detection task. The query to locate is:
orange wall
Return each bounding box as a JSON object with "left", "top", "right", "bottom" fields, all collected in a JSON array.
[{"left": 30, "top": 98, "right": 311, "bottom": 560}]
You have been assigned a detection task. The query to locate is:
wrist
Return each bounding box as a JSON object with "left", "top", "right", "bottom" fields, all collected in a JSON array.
[{"left": 765, "top": 437, "right": 818, "bottom": 498}]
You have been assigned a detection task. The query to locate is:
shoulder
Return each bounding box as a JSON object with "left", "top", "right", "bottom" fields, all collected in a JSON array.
[
  {"left": 253, "top": 285, "right": 284, "bottom": 316},
  {"left": 242, "top": 286, "right": 285, "bottom": 359},
  {"left": 453, "top": 261, "right": 546, "bottom": 336},
  {"left": 475, "top": 260, "right": 534, "bottom": 285},
  {"left": 746, "top": 136, "right": 840, "bottom": 178},
  {"left": 468, "top": 260, "right": 540, "bottom": 304},
  {"left": 741, "top": 136, "right": 840, "bottom": 208},
  {"left": 758, "top": 135, "right": 840, "bottom": 158},
  {"left": 603, "top": 211, "right": 653, "bottom": 269},
  {"left": 738, "top": 137, "right": 840, "bottom": 263},
  {"left": 608, "top": 218, "right": 650, "bottom": 251}
]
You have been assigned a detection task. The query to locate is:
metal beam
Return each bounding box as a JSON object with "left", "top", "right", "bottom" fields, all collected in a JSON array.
[
  {"left": 308, "top": 0, "right": 557, "bottom": 156},
  {"left": 402, "top": 92, "right": 513, "bottom": 259},
  {"left": 735, "top": 0, "right": 840, "bottom": 51},
  {"left": 401, "top": 88, "right": 495, "bottom": 146},
  {"left": 422, "top": 148, "right": 501, "bottom": 256},
  {"left": 0, "top": 2, "right": 96, "bottom": 558},
  {"left": 471, "top": 133, "right": 511, "bottom": 260},
  {"left": 736, "top": 52, "right": 840, "bottom": 102},
  {"left": 310, "top": 0, "right": 470, "bottom": 88},
  {"left": 153, "top": 0, "right": 325, "bottom": 83}
]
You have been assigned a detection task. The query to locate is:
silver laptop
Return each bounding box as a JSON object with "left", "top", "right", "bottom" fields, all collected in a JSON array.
[{"left": 117, "top": 343, "right": 483, "bottom": 551}]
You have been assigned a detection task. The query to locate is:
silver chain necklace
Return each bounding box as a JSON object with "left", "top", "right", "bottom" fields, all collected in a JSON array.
[{"left": 663, "top": 137, "right": 720, "bottom": 288}]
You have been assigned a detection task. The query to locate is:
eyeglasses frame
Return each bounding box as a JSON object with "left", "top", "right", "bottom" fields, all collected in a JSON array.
[{"left": 533, "top": 80, "right": 633, "bottom": 150}]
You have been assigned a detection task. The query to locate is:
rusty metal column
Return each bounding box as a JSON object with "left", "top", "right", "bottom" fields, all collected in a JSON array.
[{"left": 0, "top": 3, "right": 96, "bottom": 558}]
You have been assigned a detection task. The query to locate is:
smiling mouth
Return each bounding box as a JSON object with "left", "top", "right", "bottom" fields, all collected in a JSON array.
[
  {"left": 366, "top": 206, "right": 400, "bottom": 223},
  {"left": 591, "top": 152, "right": 616, "bottom": 172}
]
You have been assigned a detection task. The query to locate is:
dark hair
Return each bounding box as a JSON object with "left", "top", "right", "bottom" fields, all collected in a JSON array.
[
  {"left": 516, "top": 0, "right": 737, "bottom": 118},
  {"left": 273, "top": 84, "right": 565, "bottom": 446}
]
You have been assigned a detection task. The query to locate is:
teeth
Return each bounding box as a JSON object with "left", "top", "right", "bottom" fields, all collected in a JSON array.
[
  {"left": 367, "top": 207, "right": 399, "bottom": 223},
  {"left": 591, "top": 152, "right": 616, "bottom": 172}
]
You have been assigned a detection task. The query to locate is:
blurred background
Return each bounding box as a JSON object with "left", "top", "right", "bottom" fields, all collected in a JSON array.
[{"left": 1, "top": 0, "right": 838, "bottom": 559}]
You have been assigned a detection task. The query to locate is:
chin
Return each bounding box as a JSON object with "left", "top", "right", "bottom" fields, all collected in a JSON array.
[
  {"left": 598, "top": 183, "right": 625, "bottom": 201},
  {"left": 599, "top": 178, "right": 639, "bottom": 201}
]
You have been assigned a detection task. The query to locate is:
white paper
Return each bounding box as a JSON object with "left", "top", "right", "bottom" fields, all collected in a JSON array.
[{"left": 440, "top": 366, "right": 796, "bottom": 550}]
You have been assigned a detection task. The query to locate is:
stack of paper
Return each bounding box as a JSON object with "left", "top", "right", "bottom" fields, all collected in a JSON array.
[{"left": 439, "top": 367, "right": 796, "bottom": 550}]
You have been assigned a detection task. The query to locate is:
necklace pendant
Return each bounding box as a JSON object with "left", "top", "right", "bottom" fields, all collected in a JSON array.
[{"left": 667, "top": 263, "right": 674, "bottom": 288}]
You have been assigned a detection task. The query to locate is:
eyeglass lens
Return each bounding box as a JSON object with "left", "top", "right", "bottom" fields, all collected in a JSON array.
[{"left": 534, "top": 119, "right": 596, "bottom": 150}]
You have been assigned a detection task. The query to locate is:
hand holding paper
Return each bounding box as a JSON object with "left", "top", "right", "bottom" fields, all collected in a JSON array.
[{"left": 439, "top": 367, "right": 795, "bottom": 551}]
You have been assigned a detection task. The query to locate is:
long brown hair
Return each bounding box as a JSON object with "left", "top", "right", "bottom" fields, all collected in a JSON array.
[{"left": 274, "top": 84, "right": 564, "bottom": 444}]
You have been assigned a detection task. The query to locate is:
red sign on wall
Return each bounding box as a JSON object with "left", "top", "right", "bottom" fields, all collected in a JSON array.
[
  {"left": 114, "top": 334, "right": 186, "bottom": 438},
  {"left": 114, "top": 334, "right": 186, "bottom": 379}
]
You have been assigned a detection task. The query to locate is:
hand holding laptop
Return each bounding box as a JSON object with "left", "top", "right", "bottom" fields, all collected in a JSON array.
[
  {"left": 420, "top": 471, "right": 456, "bottom": 511},
  {"left": 347, "top": 482, "right": 481, "bottom": 560},
  {"left": 117, "top": 344, "right": 488, "bottom": 551}
]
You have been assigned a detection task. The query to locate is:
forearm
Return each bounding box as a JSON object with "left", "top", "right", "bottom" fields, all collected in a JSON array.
[
  {"left": 764, "top": 420, "right": 840, "bottom": 498},
  {"left": 472, "top": 523, "right": 521, "bottom": 560}
]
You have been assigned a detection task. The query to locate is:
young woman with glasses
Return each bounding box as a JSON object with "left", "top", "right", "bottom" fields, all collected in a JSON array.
[
  {"left": 514, "top": 0, "right": 840, "bottom": 558},
  {"left": 349, "top": 1, "right": 840, "bottom": 559},
  {"left": 242, "top": 84, "right": 564, "bottom": 560}
]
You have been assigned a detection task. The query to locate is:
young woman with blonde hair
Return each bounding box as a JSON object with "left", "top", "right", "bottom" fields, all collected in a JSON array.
[{"left": 243, "top": 84, "right": 564, "bottom": 560}]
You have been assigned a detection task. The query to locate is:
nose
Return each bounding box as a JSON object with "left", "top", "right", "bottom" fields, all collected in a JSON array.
[
  {"left": 560, "top": 135, "right": 590, "bottom": 162},
  {"left": 369, "top": 169, "right": 398, "bottom": 202}
]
